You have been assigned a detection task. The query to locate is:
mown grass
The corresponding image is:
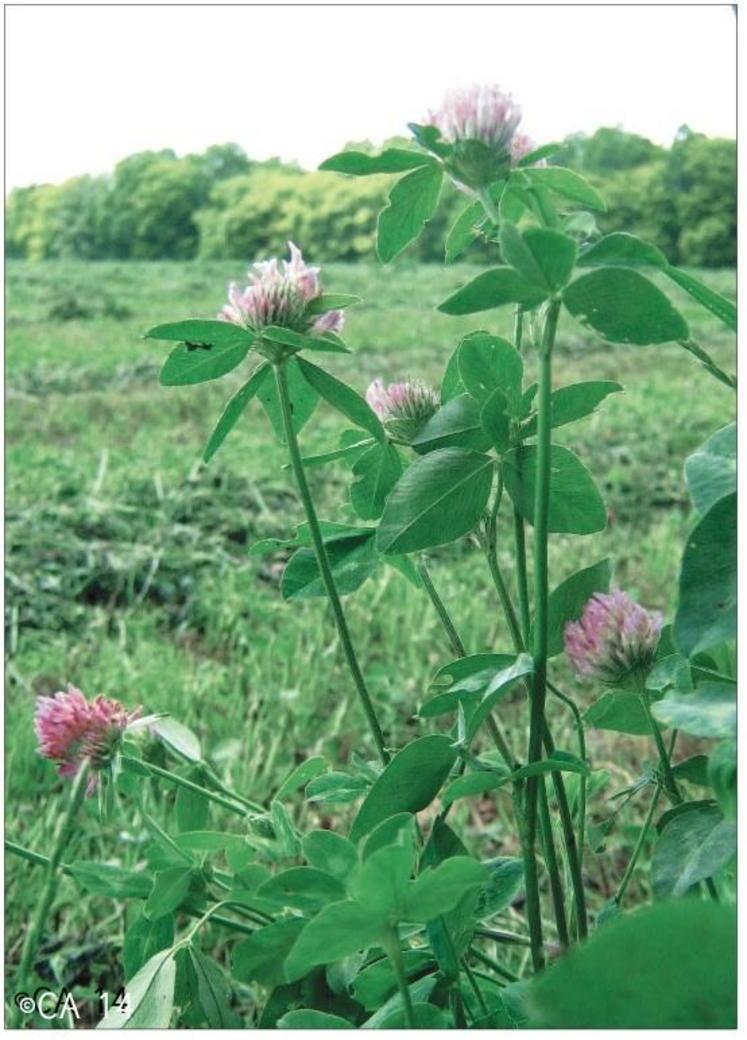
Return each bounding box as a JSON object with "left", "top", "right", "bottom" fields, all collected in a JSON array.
[{"left": 4, "top": 259, "right": 735, "bottom": 1006}]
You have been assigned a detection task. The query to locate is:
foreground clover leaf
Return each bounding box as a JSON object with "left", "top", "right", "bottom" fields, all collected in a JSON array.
[
  {"left": 563, "top": 268, "right": 689, "bottom": 344},
  {"left": 376, "top": 447, "right": 494, "bottom": 554}
]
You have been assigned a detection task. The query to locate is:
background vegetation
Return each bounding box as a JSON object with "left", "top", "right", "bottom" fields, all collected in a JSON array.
[
  {"left": 5, "top": 253, "right": 735, "bottom": 1014},
  {"left": 5, "top": 126, "right": 736, "bottom": 267}
]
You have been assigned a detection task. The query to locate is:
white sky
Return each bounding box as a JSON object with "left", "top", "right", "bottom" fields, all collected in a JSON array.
[{"left": 6, "top": 5, "right": 737, "bottom": 189}]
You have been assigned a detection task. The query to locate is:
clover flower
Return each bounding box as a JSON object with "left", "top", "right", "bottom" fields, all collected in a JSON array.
[
  {"left": 366, "top": 378, "right": 439, "bottom": 442},
  {"left": 219, "top": 241, "right": 344, "bottom": 336},
  {"left": 564, "top": 590, "right": 663, "bottom": 684},
  {"left": 35, "top": 685, "right": 140, "bottom": 787},
  {"left": 423, "top": 84, "right": 524, "bottom": 189}
]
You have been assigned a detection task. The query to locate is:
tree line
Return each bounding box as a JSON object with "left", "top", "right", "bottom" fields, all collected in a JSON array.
[{"left": 5, "top": 127, "right": 735, "bottom": 267}]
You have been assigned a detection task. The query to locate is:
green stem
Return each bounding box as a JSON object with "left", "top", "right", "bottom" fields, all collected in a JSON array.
[
  {"left": 525, "top": 297, "right": 561, "bottom": 971},
  {"left": 474, "top": 927, "right": 531, "bottom": 947},
  {"left": 615, "top": 783, "right": 663, "bottom": 906},
  {"left": 537, "top": 777, "right": 569, "bottom": 948},
  {"left": 384, "top": 928, "right": 416, "bottom": 1028},
  {"left": 469, "top": 945, "right": 519, "bottom": 983},
  {"left": 417, "top": 557, "right": 467, "bottom": 658},
  {"left": 541, "top": 722, "right": 588, "bottom": 939},
  {"left": 513, "top": 511, "right": 531, "bottom": 643},
  {"left": 274, "top": 360, "right": 388, "bottom": 765},
  {"left": 640, "top": 692, "right": 681, "bottom": 804},
  {"left": 12, "top": 764, "right": 90, "bottom": 1025},
  {"left": 122, "top": 756, "right": 262, "bottom": 816},
  {"left": 548, "top": 681, "right": 588, "bottom": 874},
  {"left": 484, "top": 525, "right": 524, "bottom": 653},
  {"left": 678, "top": 338, "right": 736, "bottom": 391}
]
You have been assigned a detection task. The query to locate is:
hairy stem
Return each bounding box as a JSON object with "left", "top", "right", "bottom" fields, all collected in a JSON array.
[
  {"left": 538, "top": 777, "right": 570, "bottom": 948},
  {"left": 384, "top": 928, "right": 416, "bottom": 1028},
  {"left": 121, "top": 756, "right": 263, "bottom": 816},
  {"left": 615, "top": 782, "right": 663, "bottom": 906},
  {"left": 525, "top": 297, "right": 562, "bottom": 970},
  {"left": 417, "top": 556, "right": 467, "bottom": 658},
  {"left": 274, "top": 360, "right": 388, "bottom": 765},
  {"left": 640, "top": 691, "right": 681, "bottom": 804}
]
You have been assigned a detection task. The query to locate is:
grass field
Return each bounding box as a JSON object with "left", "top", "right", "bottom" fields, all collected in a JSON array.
[{"left": 4, "top": 259, "right": 736, "bottom": 1006}]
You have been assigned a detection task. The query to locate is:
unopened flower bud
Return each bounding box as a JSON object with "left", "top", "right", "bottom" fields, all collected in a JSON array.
[{"left": 366, "top": 378, "right": 439, "bottom": 442}]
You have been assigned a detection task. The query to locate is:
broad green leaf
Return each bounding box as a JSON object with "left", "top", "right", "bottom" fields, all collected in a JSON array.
[
  {"left": 98, "top": 947, "right": 177, "bottom": 1029},
  {"left": 298, "top": 435, "right": 374, "bottom": 469},
  {"left": 524, "top": 166, "right": 606, "bottom": 211},
  {"left": 500, "top": 223, "right": 577, "bottom": 291},
  {"left": 256, "top": 867, "right": 346, "bottom": 914},
  {"left": 522, "top": 380, "right": 623, "bottom": 437},
  {"left": 70, "top": 862, "right": 152, "bottom": 900},
  {"left": 517, "top": 142, "right": 563, "bottom": 167},
  {"left": 349, "top": 735, "right": 458, "bottom": 843},
  {"left": 232, "top": 918, "right": 306, "bottom": 986},
  {"left": 671, "top": 754, "right": 710, "bottom": 787},
  {"left": 360, "top": 813, "right": 417, "bottom": 862},
  {"left": 457, "top": 331, "right": 523, "bottom": 407},
  {"left": 202, "top": 363, "right": 269, "bottom": 462},
  {"left": 577, "top": 232, "right": 667, "bottom": 269},
  {"left": 350, "top": 442, "right": 402, "bottom": 519},
  {"left": 674, "top": 492, "right": 736, "bottom": 656},
  {"left": 652, "top": 683, "right": 736, "bottom": 739},
  {"left": 527, "top": 901, "right": 736, "bottom": 1028},
  {"left": 277, "top": 1009, "right": 354, "bottom": 1029},
  {"left": 376, "top": 1002, "right": 447, "bottom": 1029},
  {"left": 419, "top": 819, "right": 479, "bottom": 975},
  {"left": 563, "top": 268, "right": 689, "bottom": 345},
  {"left": 148, "top": 716, "right": 202, "bottom": 762},
  {"left": 440, "top": 345, "right": 466, "bottom": 402},
  {"left": 260, "top": 324, "right": 350, "bottom": 355},
  {"left": 584, "top": 690, "right": 654, "bottom": 735},
  {"left": 403, "top": 857, "right": 486, "bottom": 922},
  {"left": 652, "top": 804, "right": 736, "bottom": 897},
  {"left": 305, "top": 292, "right": 361, "bottom": 313},
  {"left": 708, "top": 741, "right": 737, "bottom": 821},
  {"left": 445, "top": 200, "right": 485, "bottom": 262},
  {"left": 189, "top": 949, "right": 235, "bottom": 1028},
  {"left": 285, "top": 900, "right": 384, "bottom": 979},
  {"left": 145, "top": 867, "right": 193, "bottom": 920},
  {"left": 684, "top": 423, "right": 736, "bottom": 515},
  {"left": 377, "top": 447, "right": 494, "bottom": 554},
  {"left": 377, "top": 164, "right": 443, "bottom": 263},
  {"left": 442, "top": 772, "right": 508, "bottom": 808},
  {"left": 503, "top": 444, "right": 606, "bottom": 534},
  {"left": 534, "top": 558, "right": 612, "bottom": 657},
  {"left": 296, "top": 357, "right": 385, "bottom": 441},
  {"left": 145, "top": 319, "right": 253, "bottom": 349},
  {"left": 281, "top": 533, "right": 378, "bottom": 600},
  {"left": 159, "top": 339, "right": 251, "bottom": 387},
  {"left": 360, "top": 975, "right": 438, "bottom": 1028},
  {"left": 257, "top": 357, "right": 319, "bottom": 439},
  {"left": 352, "top": 950, "right": 434, "bottom": 1010},
  {"left": 664, "top": 266, "right": 737, "bottom": 332},
  {"left": 478, "top": 857, "right": 525, "bottom": 918},
  {"left": 350, "top": 840, "right": 416, "bottom": 919},
  {"left": 411, "top": 394, "right": 491, "bottom": 454},
  {"left": 438, "top": 268, "right": 548, "bottom": 315},
  {"left": 275, "top": 756, "right": 327, "bottom": 801},
  {"left": 302, "top": 830, "right": 358, "bottom": 879},
  {"left": 511, "top": 751, "right": 589, "bottom": 782},
  {"left": 467, "top": 654, "right": 534, "bottom": 738},
  {"left": 122, "top": 912, "right": 174, "bottom": 981},
  {"left": 319, "top": 149, "right": 433, "bottom": 175},
  {"left": 429, "top": 653, "right": 514, "bottom": 690},
  {"left": 306, "top": 771, "right": 369, "bottom": 805},
  {"left": 480, "top": 388, "right": 511, "bottom": 452}
]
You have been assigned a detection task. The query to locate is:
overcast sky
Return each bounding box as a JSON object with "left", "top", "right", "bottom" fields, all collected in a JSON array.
[{"left": 6, "top": 5, "right": 736, "bottom": 189}]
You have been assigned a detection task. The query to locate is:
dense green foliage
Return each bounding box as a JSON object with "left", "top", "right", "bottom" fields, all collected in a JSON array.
[
  {"left": 5, "top": 127, "right": 735, "bottom": 266},
  {"left": 5, "top": 256, "right": 735, "bottom": 1027}
]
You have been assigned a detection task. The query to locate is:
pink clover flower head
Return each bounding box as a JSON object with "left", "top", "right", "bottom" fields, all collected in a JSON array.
[
  {"left": 219, "top": 241, "right": 342, "bottom": 336},
  {"left": 564, "top": 590, "right": 663, "bottom": 685},
  {"left": 424, "top": 85, "right": 524, "bottom": 189},
  {"left": 34, "top": 685, "right": 140, "bottom": 786},
  {"left": 427, "top": 85, "right": 522, "bottom": 152},
  {"left": 366, "top": 378, "right": 439, "bottom": 442}
]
